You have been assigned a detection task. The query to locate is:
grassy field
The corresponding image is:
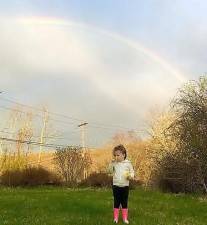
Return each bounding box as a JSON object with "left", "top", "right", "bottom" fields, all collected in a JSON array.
[{"left": 0, "top": 187, "right": 206, "bottom": 225}]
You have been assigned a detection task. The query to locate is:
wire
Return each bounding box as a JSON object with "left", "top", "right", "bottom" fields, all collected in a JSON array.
[
  {"left": 0, "top": 97, "right": 84, "bottom": 122},
  {"left": 0, "top": 96, "right": 143, "bottom": 149},
  {"left": 0, "top": 136, "right": 72, "bottom": 148},
  {"left": 0, "top": 97, "right": 138, "bottom": 131},
  {"left": 0, "top": 130, "right": 79, "bottom": 142},
  {"left": 0, "top": 105, "right": 79, "bottom": 127},
  {"left": 0, "top": 136, "right": 97, "bottom": 150}
]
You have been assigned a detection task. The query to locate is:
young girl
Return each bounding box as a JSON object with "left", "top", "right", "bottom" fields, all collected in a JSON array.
[{"left": 108, "top": 144, "right": 134, "bottom": 224}]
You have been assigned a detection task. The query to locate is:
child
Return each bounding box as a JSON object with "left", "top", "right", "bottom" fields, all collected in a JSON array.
[{"left": 108, "top": 144, "right": 134, "bottom": 224}]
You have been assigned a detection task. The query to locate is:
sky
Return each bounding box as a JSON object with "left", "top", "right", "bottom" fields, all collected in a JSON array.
[{"left": 0, "top": 0, "right": 207, "bottom": 148}]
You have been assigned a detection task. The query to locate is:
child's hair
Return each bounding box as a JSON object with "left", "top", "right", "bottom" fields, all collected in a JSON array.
[{"left": 113, "top": 144, "right": 127, "bottom": 159}]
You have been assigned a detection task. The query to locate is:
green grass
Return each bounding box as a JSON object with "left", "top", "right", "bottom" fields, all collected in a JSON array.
[{"left": 0, "top": 186, "right": 206, "bottom": 225}]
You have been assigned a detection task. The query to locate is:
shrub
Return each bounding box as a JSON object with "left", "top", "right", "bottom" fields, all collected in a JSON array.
[
  {"left": 79, "top": 172, "right": 112, "bottom": 187},
  {"left": 0, "top": 166, "right": 61, "bottom": 187},
  {"left": 79, "top": 172, "right": 142, "bottom": 189},
  {"left": 54, "top": 146, "right": 92, "bottom": 185}
]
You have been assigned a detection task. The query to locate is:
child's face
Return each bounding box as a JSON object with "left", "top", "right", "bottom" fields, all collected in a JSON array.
[{"left": 113, "top": 150, "right": 125, "bottom": 162}]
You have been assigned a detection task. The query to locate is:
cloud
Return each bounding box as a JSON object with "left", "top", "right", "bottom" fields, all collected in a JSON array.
[
  {"left": 0, "top": 17, "right": 186, "bottom": 145},
  {"left": 0, "top": 20, "right": 95, "bottom": 78}
]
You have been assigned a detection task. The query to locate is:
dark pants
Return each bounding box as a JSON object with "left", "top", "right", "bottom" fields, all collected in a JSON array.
[{"left": 112, "top": 185, "right": 129, "bottom": 208}]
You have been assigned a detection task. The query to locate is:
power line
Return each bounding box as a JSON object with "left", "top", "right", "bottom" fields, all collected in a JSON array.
[
  {"left": 0, "top": 97, "right": 138, "bottom": 131},
  {"left": 0, "top": 136, "right": 97, "bottom": 150},
  {"left": 0, "top": 96, "right": 143, "bottom": 148},
  {"left": 0, "top": 97, "right": 84, "bottom": 122},
  {"left": 0, "top": 136, "right": 71, "bottom": 149},
  {"left": 0, "top": 130, "right": 79, "bottom": 143},
  {"left": 0, "top": 105, "right": 79, "bottom": 127}
]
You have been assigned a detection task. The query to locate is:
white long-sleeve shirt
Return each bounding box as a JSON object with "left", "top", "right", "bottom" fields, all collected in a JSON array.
[{"left": 108, "top": 159, "right": 134, "bottom": 187}]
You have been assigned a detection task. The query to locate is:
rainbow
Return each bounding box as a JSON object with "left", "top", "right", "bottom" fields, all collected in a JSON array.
[{"left": 17, "top": 16, "right": 186, "bottom": 83}]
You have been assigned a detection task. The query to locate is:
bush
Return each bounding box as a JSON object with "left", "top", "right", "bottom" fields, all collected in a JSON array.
[
  {"left": 0, "top": 166, "right": 61, "bottom": 187},
  {"left": 79, "top": 172, "right": 112, "bottom": 187},
  {"left": 54, "top": 146, "right": 92, "bottom": 185},
  {"left": 151, "top": 152, "right": 204, "bottom": 193},
  {"left": 129, "top": 179, "right": 143, "bottom": 189},
  {"left": 79, "top": 172, "right": 142, "bottom": 189}
]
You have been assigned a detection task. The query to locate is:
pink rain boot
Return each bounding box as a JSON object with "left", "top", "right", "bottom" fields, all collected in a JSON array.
[
  {"left": 113, "top": 208, "right": 119, "bottom": 223},
  {"left": 122, "top": 208, "right": 129, "bottom": 224}
]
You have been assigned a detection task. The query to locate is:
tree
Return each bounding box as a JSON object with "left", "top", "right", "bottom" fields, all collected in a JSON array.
[
  {"left": 54, "top": 146, "right": 92, "bottom": 185},
  {"left": 146, "top": 110, "right": 178, "bottom": 188},
  {"left": 169, "top": 76, "right": 207, "bottom": 192},
  {"left": 0, "top": 107, "right": 33, "bottom": 172},
  {"left": 148, "top": 76, "right": 207, "bottom": 193}
]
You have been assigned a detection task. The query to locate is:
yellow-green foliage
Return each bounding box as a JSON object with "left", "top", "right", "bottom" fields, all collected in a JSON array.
[{"left": 0, "top": 153, "right": 27, "bottom": 173}]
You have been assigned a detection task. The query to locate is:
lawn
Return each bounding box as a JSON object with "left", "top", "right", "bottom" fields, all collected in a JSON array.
[{"left": 0, "top": 187, "right": 206, "bottom": 225}]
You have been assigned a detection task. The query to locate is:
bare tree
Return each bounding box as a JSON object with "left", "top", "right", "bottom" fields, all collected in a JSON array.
[
  {"left": 0, "top": 107, "right": 33, "bottom": 172},
  {"left": 54, "top": 146, "right": 92, "bottom": 185}
]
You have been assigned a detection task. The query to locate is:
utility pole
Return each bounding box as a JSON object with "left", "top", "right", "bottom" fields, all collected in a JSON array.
[
  {"left": 78, "top": 122, "right": 88, "bottom": 179},
  {"left": 78, "top": 122, "right": 88, "bottom": 151},
  {"left": 38, "top": 107, "right": 49, "bottom": 165}
]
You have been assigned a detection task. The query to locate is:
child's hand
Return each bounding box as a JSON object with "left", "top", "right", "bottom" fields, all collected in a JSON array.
[{"left": 124, "top": 171, "right": 130, "bottom": 180}]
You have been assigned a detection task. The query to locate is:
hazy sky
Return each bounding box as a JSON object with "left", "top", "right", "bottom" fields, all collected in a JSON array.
[{"left": 0, "top": 0, "right": 206, "bottom": 147}]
